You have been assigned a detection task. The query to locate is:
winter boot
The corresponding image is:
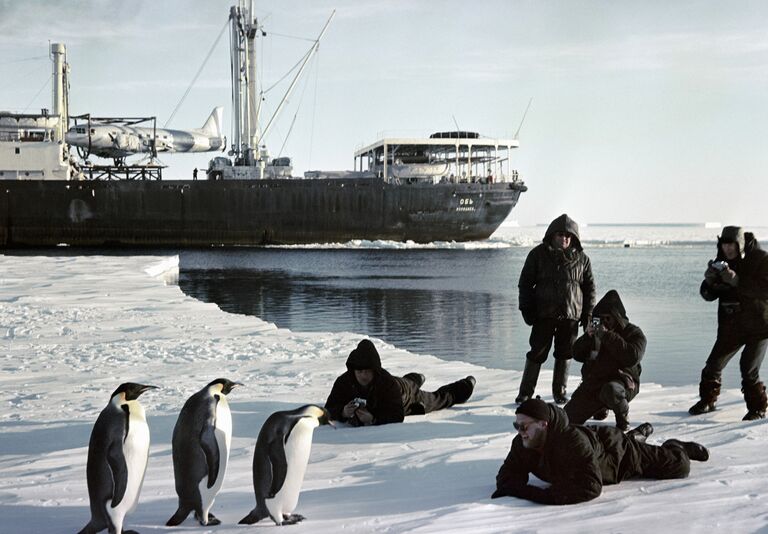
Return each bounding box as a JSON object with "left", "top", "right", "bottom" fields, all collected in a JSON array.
[
  {"left": 404, "top": 372, "right": 426, "bottom": 389},
  {"left": 515, "top": 360, "right": 541, "bottom": 404},
  {"left": 742, "top": 381, "right": 767, "bottom": 421},
  {"left": 552, "top": 359, "right": 570, "bottom": 405},
  {"left": 438, "top": 375, "right": 476, "bottom": 405},
  {"left": 626, "top": 422, "right": 654, "bottom": 443},
  {"left": 663, "top": 439, "right": 710, "bottom": 462},
  {"left": 688, "top": 379, "right": 721, "bottom": 415}
]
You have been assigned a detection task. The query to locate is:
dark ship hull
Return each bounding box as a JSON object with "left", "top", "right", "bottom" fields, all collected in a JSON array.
[{"left": 0, "top": 178, "right": 524, "bottom": 247}]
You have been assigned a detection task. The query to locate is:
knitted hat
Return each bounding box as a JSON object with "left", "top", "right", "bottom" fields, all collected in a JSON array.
[
  {"left": 515, "top": 398, "right": 551, "bottom": 422},
  {"left": 346, "top": 339, "right": 382, "bottom": 371}
]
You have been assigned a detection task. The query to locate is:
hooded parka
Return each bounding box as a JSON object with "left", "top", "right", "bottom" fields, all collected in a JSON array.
[
  {"left": 518, "top": 214, "right": 596, "bottom": 323},
  {"left": 494, "top": 404, "right": 690, "bottom": 505}
]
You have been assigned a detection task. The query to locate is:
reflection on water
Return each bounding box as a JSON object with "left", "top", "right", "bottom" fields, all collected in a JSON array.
[
  {"left": 178, "top": 245, "right": 742, "bottom": 388},
  {"left": 178, "top": 248, "right": 527, "bottom": 366}
]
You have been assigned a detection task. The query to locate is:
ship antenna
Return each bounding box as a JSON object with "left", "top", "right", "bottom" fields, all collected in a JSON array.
[
  {"left": 452, "top": 115, "right": 461, "bottom": 135},
  {"left": 514, "top": 97, "right": 533, "bottom": 140},
  {"left": 164, "top": 17, "right": 229, "bottom": 128}
]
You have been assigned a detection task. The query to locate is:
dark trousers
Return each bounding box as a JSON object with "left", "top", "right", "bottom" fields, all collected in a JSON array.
[
  {"left": 565, "top": 379, "right": 639, "bottom": 425},
  {"left": 527, "top": 318, "right": 579, "bottom": 363},
  {"left": 636, "top": 441, "right": 690, "bottom": 479},
  {"left": 701, "top": 324, "right": 768, "bottom": 387},
  {"left": 397, "top": 376, "right": 473, "bottom": 415}
]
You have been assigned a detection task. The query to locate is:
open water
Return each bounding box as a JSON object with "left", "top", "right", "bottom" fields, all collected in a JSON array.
[{"left": 178, "top": 223, "right": 768, "bottom": 388}]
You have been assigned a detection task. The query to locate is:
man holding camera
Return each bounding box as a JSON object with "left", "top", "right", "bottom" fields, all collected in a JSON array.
[
  {"left": 517, "top": 214, "right": 596, "bottom": 405},
  {"left": 563, "top": 290, "right": 646, "bottom": 430},
  {"left": 689, "top": 226, "right": 768, "bottom": 420},
  {"left": 324, "top": 339, "right": 476, "bottom": 426}
]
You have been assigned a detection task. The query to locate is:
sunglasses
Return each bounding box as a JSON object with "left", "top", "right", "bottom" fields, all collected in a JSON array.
[{"left": 513, "top": 421, "right": 540, "bottom": 433}]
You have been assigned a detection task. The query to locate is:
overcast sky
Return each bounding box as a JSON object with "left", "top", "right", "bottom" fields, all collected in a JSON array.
[{"left": 1, "top": 0, "right": 766, "bottom": 226}]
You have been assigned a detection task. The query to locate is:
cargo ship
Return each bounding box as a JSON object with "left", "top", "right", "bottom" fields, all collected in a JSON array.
[{"left": 0, "top": 2, "right": 526, "bottom": 248}]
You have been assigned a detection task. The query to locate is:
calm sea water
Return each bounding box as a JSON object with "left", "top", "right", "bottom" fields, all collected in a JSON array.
[{"left": 178, "top": 224, "right": 768, "bottom": 388}]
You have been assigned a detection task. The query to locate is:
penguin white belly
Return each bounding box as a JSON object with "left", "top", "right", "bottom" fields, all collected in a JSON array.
[
  {"left": 107, "top": 406, "right": 150, "bottom": 530},
  {"left": 266, "top": 418, "right": 319, "bottom": 521},
  {"left": 198, "top": 396, "right": 232, "bottom": 520}
]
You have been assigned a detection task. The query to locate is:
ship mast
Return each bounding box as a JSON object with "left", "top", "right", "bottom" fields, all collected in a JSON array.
[
  {"left": 50, "top": 43, "right": 69, "bottom": 144},
  {"left": 229, "top": 1, "right": 333, "bottom": 177},
  {"left": 230, "top": 0, "right": 260, "bottom": 168}
]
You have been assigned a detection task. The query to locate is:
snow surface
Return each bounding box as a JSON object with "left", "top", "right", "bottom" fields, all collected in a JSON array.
[{"left": 1, "top": 254, "right": 766, "bottom": 533}]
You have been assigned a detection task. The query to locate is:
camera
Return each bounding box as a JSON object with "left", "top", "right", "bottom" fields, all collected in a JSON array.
[
  {"left": 710, "top": 260, "right": 729, "bottom": 272},
  {"left": 591, "top": 317, "right": 601, "bottom": 328},
  {"left": 353, "top": 397, "right": 367, "bottom": 408}
]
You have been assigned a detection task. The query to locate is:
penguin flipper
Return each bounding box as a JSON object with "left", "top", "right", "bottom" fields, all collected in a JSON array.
[
  {"left": 166, "top": 505, "right": 193, "bottom": 526},
  {"left": 267, "top": 438, "right": 288, "bottom": 498},
  {"left": 106, "top": 440, "right": 128, "bottom": 507},
  {"left": 199, "top": 423, "right": 220, "bottom": 489},
  {"left": 76, "top": 521, "right": 99, "bottom": 534}
]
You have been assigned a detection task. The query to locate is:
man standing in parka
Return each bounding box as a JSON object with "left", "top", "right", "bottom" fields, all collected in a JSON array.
[
  {"left": 517, "top": 214, "right": 596, "bottom": 404},
  {"left": 324, "top": 339, "right": 476, "bottom": 426},
  {"left": 689, "top": 226, "right": 768, "bottom": 420},
  {"left": 492, "top": 398, "right": 709, "bottom": 505},
  {"left": 565, "top": 290, "right": 646, "bottom": 430}
]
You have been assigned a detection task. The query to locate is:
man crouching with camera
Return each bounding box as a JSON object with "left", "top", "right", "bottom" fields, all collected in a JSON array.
[
  {"left": 564, "top": 290, "right": 647, "bottom": 430},
  {"left": 689, "top": 226, "right": 768, "bottom": 420}
]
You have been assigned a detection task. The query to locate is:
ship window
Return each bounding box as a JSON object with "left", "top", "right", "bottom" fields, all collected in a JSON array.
[
  {"left": 90, "top": 129, "right": 95, "bottom": 134},
  {"left": 15, "top": 147, "right": 20, "bottom": 154}
]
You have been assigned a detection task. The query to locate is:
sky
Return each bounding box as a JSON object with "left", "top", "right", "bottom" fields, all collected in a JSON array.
[{"left": 1, "top": 0, "right": 766, "bottom": 226}]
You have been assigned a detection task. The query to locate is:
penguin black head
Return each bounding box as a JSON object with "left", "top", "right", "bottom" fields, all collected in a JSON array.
[
  {"left": 298, "top": 404, "right": 335, "bottom": 427},
  {"left": 111, "top": 382, "right": 158, "bottom": 401},
  {"left": 207, "top": 378, "right": 243, "bottom": 395}
]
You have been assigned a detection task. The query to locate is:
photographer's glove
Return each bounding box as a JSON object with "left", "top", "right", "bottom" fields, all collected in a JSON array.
[
  {"left": 704, "top": 267, "right": 719, "bottom": 284},
  {"left": 721, "top": 268, "right": 739, "bottom": 287}
]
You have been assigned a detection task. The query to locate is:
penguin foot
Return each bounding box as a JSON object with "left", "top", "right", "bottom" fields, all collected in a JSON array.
[
  {"left": 206, "top": 513, "right": 221, "bottom": 526},
  {"left": 282, "top": 513, "right": 305, "bottom": 525},
  {"left": 239, "top": 509, "right": 266, "bottom": 525},
  {"left": 195, "top": 511, "right": 221, "bottom": 526}
]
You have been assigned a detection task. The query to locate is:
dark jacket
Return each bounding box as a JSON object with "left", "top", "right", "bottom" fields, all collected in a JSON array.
[
  {"left": 573, "top": 290, "right": 646, "bottom": 387},
  {"left": 324, "top": 344, "right": 405, "bottom": 425},
  {"left": 700, "top": 230, "right": 768, "bottom": 338},
  {"left": 518, "top": 214, "right": 596, "bottom": 323},
  {"left": 495, "top": 404, "right": 645, "bottom": 504}
]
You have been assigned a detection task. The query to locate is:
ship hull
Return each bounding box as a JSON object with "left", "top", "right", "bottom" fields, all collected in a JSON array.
[{"left": 0, "top": 178, "right": 523, "bottom": 247}]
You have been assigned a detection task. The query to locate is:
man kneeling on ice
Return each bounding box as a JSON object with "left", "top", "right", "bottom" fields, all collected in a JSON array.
[
  {"left": 325, "top": 339, "right": 476, "bottom": 426},
  {"left": 492, "top": 398, "right": 709, "bottom": 504}
]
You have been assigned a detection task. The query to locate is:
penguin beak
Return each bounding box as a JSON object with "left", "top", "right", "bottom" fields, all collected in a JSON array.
[{"left": 139, "top": 385, "right": 158, "bottom": 395}]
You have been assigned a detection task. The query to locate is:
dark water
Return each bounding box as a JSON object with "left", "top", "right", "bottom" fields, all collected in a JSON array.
[{"left": 178, "top": 244, "right": 742, "bottom": 387}]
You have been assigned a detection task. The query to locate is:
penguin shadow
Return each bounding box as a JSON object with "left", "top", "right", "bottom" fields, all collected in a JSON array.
[
  {"left": 302, "top": 456, "right": 504, "bottom": 517},
  {"left": 0, "top": 419, "right": 93, "bottom": 455}
]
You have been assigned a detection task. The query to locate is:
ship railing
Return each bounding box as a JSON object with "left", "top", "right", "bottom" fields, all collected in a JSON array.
[{"left": 383, "top": 168, "right": 522, "bottom": 185}]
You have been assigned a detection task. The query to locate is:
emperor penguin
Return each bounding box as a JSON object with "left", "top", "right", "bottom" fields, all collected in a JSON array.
[
  {"left": 166, "top": 378, "right": 242, "bottom": 526},
  {"left": 78, "top": 382, "right": 157, "bottom": 534},
  {"left": 239, "top": 404, "right": 333, "bottom": 526}
]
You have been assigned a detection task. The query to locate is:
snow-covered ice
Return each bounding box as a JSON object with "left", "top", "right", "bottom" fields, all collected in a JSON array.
[{"left": 1, "top": 254, "right": 766, "bottom": 533}]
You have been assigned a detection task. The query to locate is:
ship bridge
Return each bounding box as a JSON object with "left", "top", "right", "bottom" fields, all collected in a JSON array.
[{"left": 353, "top": 132, "right": 520, "bottom": 184}]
